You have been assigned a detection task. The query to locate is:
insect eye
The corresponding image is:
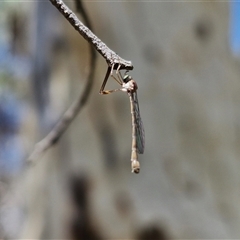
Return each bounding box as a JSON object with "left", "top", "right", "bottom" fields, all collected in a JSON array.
[{"left": 123, "top": 75, "right": 132, "bottom": 83}]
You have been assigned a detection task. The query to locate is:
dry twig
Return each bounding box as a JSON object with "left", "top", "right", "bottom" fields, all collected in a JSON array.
[
  {"left": 28, "top": 0, "right": 133, "bottom": 164},
  {"left": 49, "top": 0, "right": 133, "bottom": 71}
]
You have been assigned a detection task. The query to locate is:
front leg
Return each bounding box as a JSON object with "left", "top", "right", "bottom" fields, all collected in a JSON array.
[{"left": 101, "top": 88, "right": 122, "bottom": 95}]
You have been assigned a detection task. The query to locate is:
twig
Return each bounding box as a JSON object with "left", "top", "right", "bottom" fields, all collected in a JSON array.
[
  {"left": 27, "top": 0, "right": 97, "bottom": 165},
  {"left": 49, "top": 0, "right": 133, "bottom": 71},
  {"left": 27, "top": 94, "right": 91, "bottom": 164}
]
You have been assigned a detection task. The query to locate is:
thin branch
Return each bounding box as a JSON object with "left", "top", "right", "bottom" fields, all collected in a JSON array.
[
  {"left": 74, "top": 0, "right": 92, "bottom": 30},
  {"left": 49, "top": 0, "right": 133, "bottom": 71},
  {"left": 27, "top": 92, "right": 91, "bottom": 164},
  {"left": 27, "top": 0, "right": 97, "bottom": 165}
]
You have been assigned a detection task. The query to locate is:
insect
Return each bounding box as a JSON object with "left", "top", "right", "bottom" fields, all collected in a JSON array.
[{"left": 99, "top": 64, "right": 145, "bottom": 173}]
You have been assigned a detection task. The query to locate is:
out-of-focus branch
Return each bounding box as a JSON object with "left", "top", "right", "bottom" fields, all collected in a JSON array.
[
  {"left": 27, "top": 0, "right": 97, "bottom": 165},
  {"left": 27, "top": 87, "right": 92, "bottom": 164},
  {"left": 49, "top": 0, "right": 133, "bottom": 71}
]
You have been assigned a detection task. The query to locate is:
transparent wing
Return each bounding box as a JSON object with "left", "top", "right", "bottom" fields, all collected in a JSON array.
[{"left": 132, "top": 91, "right": 145, "bottom": 154}]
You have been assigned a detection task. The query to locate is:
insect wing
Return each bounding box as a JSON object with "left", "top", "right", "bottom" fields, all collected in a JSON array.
[{"left": 132, "top": 91, "right": 145, "bottom": 154}]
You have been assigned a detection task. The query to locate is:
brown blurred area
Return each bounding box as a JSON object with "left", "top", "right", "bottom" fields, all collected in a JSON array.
[{"left": 0, "top": 1, "right": 240, "bottom": 239}]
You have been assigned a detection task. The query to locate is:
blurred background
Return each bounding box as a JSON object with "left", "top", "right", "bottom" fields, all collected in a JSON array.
[{"left": 0, "top": 0, "right": 240, "bottom": 239}]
